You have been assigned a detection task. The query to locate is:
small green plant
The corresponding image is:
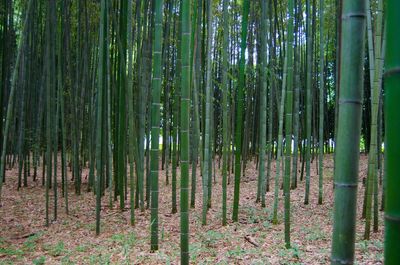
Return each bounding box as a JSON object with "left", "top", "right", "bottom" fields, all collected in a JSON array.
[
  {"left": 122, "top": 244, "right": 131, "bottom": 264},
  {"left": 110, "top": 233, "right": 125, "bottom": 244},
  {"left": 202, "top": 230, "right": 224, "bottom": 247},
  {"left": 0, "top": 259, "right": 14, "bottom": 265},
  {"left": 189, "top": 242, "right": 202, "bottom": 262},
  {"left": 356, "top": 240, "right": 369, "bottom": 253},
  {"left": 376, "top": 252, "right": 384, "bottom": 262},
  {"left": 278, "top": 244, "right": 302, "bottom": 263},
  {"left": 0, "top": 246, "right": 24, "bottom": 257},
  {"left": 87, "top": 253, "right": 111, "bottom": 265},
  {"left": 291, "top": 245, "right": 301, "bottom": 259},
  {"left": 109, "top": 232, "right": 136, "bottom": 247},
  {"left": 44, "top": 241, "right": 65, "bottom": 257},
  {"left": 372, "top": 239, "right": 383, "bottom": 250},
  {"left": 126, "top": 232, "right": 136, "bottom": 246},
  {"left": 88, "top": 255, "right": 99, "bottom": 265},
  {"left": 32, "top": 256, "right": 46, "bottom": 265},
  {"left": 244, "top": 206, "right": 259, "bottom": 224},
  {"left": 84, "top": 223, "right": 96, "bottom": 231},
  {"left": 303, "top": 225, "right": 327, "bottom": 241},
  {"left": 23, "top": 233, "right": 42, "bottom": 252},
  {"left": 263, "top": 220, "right": 272, "bottom": 229},
  {"left": 102, "top": 254, "right": 112, "bottom": 265},
  {"left": 227, "top": 246, "right": 246, "bottom": 258},
  {"left": 161, "top": 225, "right": 165, "bottom": 240},
  {"left": 250, "top": 259, "right": 267, "bottom": 265},
  {"left": 156, "top": 251, "right": 172, "bottom": 265},
  {"left": 61, "top": 255, "right": 75, "bottom": 265},
  {"left": 75, "top": 244, "right": 88, "bottom": 252}
]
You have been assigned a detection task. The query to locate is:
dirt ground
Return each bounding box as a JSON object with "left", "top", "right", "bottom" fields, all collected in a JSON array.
[{"left": 0, "top": 154, "right": 383, "bottom": 264}]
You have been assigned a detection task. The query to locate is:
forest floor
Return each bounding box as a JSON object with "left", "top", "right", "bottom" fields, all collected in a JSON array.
[{"left": 0, "top": 154, "right": 383, "bottom": 265}]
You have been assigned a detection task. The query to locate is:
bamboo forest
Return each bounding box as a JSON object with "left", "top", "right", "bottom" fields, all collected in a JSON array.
[{"left": 0, "top": 0, "right": 399, "bottom": 264}]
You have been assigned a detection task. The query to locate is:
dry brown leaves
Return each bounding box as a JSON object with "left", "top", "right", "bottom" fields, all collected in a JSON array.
[{"left": 0, "top": 154, "right": 383, "bottom": 264}]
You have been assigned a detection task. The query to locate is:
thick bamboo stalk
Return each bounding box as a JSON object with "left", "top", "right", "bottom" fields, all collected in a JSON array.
[
  {"left": 180, "top": 0, "right": 191, "bottom": 263},
  {"left": 384, "top": 0, "right": 400, "bottom": 263},
  {"left": 150, "top": 0, "right": 163, "bottom": 252},
  {"left": 284, "top": 0, "right": 295, "bottom": 248},
  {"left": 330, "top": 0, "right": 366, "bottom": 263}
]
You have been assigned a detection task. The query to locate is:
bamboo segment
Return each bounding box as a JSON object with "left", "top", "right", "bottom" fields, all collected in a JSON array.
[{"left": 331, "top": 0, "right": 366, "bottom": 264}]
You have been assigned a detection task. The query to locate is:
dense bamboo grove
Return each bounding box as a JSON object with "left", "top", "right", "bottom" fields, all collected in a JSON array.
[{"left": 0, "top": 0, "right": 397, "bottom": 264}]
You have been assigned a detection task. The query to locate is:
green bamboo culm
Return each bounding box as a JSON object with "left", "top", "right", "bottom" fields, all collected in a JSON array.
[
  {"left": 272, "top": 46, "right": 288, "bottom": 225},
  {"left": 384, "top": 0, "right": 400, "bottom": 263},
  {"left": 266, "top": 0, "right": 274, "bottom": 193},
  {"left": 318, "top": 0, "right": 325, "bottom": 205},
  {"left": 137, "top": 0, "right": 146, "bottom": 212},
  {"left": 202, "top": 0, "right": 213, "bottom": 226},
  {"left": 126, "top": 0, "right": 138, "bottom": 227},
  {"left": 291, "top": 0, "right": 301, "bottom": 190},
  {"left": 221, "top": 0, "right": 229, "bottom": 225},
  {"left": 172, "top": 0, "right": 182, "bottom": 215},
  {"left": 58, "top": 0, "right": 69, "bottom": 215},
  {"left": 190, "top": 0, "right": 203, "bottom": 210},
  {"left": 361, "top": 0, "right": 374, "bottom": 220},
  {"left": 45, "top": 0, "right": 57, "bottom": 227},
  {"left": 364, "top": 0, "right": 383, "bottom": 240},
  {"left": 258, "top": 0, "right": 268, "bottom": 209},
  {"left": 330, "top": 0, "right": 366, "bottom": 264},
  {"left": 106, "top": 2, "right": 113, "bottom": 209},
  {"left": 304, "top": 0, "right": 313, "bottom": 205},
  {"left": 232, "top": 0, "right": 250, "bottom": 222},
  {"left": 52, "top": 5, "right": 59, "bottom": 221},
  {"left": 117, "top": 0, "right": 128, "bottom": 211},
  {"left": 180, "top": 0, "right": 191, "bottom": 263},
  {"left": 150, "top": 0, "right": 163, "bottom": 252},
  {"left": 95, "top": 0, "right": 107, "bottom": 236},
  {"left": 284, "top": 0, "right": 295, "bottom": 249}
]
